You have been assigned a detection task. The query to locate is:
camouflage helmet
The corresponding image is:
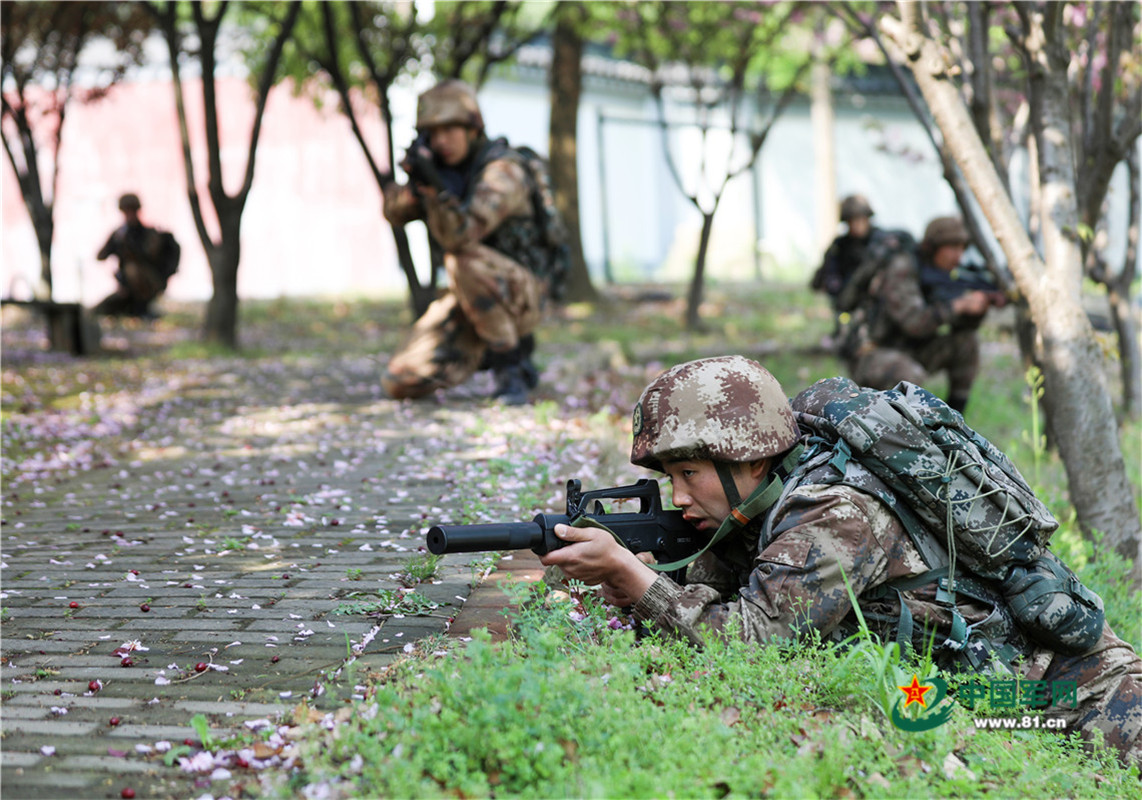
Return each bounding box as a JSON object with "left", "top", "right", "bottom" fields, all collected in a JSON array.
[
  {"left": 118, "top": 193, "right": 141, "bottom": 211},
  {"left": 630, "top": 356, "right": 799, "bottom": 472},
  {"left": 920, "top": 216, "right": 970, "bottom": 255},
  {"left": 416, "top": 80, "right": 484, "bottom": 131},
  {"left": 840, "top": 194, "right": 874, "bottom": 222}
]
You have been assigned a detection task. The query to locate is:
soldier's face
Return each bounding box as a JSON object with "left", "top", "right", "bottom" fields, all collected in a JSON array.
[
  {"left": 428, "top": 123, "right": 476, "bottom": 166},
  {"left": 662, "top": 458, "right": 767, "bottom": 533},
  {"left": 848, "top": 217, "right": 871, "bottom": 238},
  {"left": 932, "top": 243, "right": 966, "bottom": 271}
]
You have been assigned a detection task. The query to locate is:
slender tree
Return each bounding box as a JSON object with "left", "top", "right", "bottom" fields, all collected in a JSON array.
[
  {"left": 617, "top": 0, "right": 812, "bottom": 330},
  {"left": 1, "top": 2, "right": 153, "bottom": 298},
  {"left": 881, "top": 1, "right": 1141, "bottom": 579},
  {"left": 548, "top": 1, "right": 596, "bottom": 303},
  {"left": 151, "top": 0, "right": 300, "bottom": 348}
]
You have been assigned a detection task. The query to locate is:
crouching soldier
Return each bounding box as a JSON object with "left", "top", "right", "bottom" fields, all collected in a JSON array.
[
  {"left": 380, "top": 79, "right": 552, "bottom": 406},
  {"left": 845, "top": 216, "right": 1004, "bottom": 414}
]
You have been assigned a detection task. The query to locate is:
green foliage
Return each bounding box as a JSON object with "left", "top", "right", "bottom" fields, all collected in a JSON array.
[
  {"left": 190, "top": 713, "right": 217, "bottom": 749},
  {"left": 398, "top": 552, "right": 442, "bottom": 586},
  {"left": 334, "top": 588, "right": 438, "bottom": 617},
  {"left": 267, "top": 580, "right": 1140, "bottom": 798}
]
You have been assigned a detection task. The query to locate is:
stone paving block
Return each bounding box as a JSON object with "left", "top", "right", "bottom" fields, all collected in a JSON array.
[
  {"left": 57, "top": 755, "right": 159, "bottom": 773},
  {"left": 0, "top": 705, "right": 51, "bottom": 719},
  {"left": 171, "top": 700, "right": 286, "bottom": 716},
  {"left": 0, "top": 752, "right": 44, "bottom": 768},
  {"left": 2, "top": 719, "right": 101, "bottom": 736}
]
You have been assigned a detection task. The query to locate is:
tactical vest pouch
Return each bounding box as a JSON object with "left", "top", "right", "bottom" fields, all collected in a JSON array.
[{"left": 999, "top": 550, "right": 1105, "bottom": 655}]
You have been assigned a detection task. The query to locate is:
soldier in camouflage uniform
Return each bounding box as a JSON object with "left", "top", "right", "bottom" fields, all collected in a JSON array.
[
  {"left": 94, "top": 193, "right": 175, "bottom": 319},
  {"left": 381, "top": 80, "right": 546, "bottom": 405},
  {"left": 847, "top": 216, "right": 1001, "bottom": 413},
  {"left": 811, "top": 194, "right": 879, "bottom": 305},
  {"left": 541, "top": 356, "right": 1142, "bottom": 769}
]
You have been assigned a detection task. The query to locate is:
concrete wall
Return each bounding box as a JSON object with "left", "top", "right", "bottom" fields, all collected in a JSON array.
[{"left": 3, "top": 61, "right": 1136, "bottom": 306}]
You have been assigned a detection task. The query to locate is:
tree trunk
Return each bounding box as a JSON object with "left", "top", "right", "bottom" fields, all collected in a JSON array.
[
  {"left": 203, "top": 232, "right": 240, "bottom": 348},
  {"left": 548, "top": 3, "right": 596, "bottom": 303},
  {"left": 1108, "top": 147, "right": 1141, "bottom": 419},
  {"left": 33, "top": 209, "right": 53, "bottom": 298},
  {"left": 685, "top": 212, "right": 715, "bottom": 331},
  {"left": 810, "top": 44, "right": 836, "bottom": 258},
  {"left": 883, "top": 8, "right": 1141, "bottom": 578}
]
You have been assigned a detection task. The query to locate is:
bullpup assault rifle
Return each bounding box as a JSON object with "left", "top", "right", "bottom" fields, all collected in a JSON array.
[{"left": 426, "top": 479, "right": 699, "bottom": 583}]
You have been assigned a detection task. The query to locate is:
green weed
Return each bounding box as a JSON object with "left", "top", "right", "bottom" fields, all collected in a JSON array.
[{"left": 334, "top": 588, "right": 438, "bottom": 617}]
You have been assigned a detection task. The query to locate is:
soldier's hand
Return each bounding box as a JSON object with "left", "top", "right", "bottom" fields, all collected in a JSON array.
[
  {"left": 952, "top": 290, "right": 990, "bottom": 317},
  {"left": 541, "top": 524, "right": 658, "bottom": 601}
]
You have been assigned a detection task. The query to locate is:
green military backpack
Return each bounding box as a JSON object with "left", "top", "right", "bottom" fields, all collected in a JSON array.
[
  {"left": 786, "top": 377, "right": 1105, "bottom": 657},
  {"left": 508, "top": 145, "right": 572, "bottom": 302}
]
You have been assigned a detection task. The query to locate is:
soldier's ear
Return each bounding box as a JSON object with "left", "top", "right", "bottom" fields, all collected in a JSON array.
[{"left": 746, "top": 458, "right": 771, "bottom": 482}]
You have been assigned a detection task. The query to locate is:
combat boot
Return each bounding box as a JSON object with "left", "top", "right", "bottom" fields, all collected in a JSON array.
[
  {"left": 485, "top": 345, "right": 532, "bottom": 406},
  {"left": 518, "top": 334, "right": 539, "bottom": 389},
  {"left": 493, "top": 363, "right": 531, "bottom": 406}
]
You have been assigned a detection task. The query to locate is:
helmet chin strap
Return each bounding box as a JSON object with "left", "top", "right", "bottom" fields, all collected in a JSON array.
[{"left": 715, "top": 461, "right": 743, "bottom": 512}]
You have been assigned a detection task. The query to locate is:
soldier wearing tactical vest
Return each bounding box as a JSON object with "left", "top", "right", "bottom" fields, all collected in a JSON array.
[
  {"left": 845, "top": 216, "right": 1002, "bottom": 414},
  {"left": 541, "top": 356, "right": 1142, "bottom": 769},
  {"left": 94, "top": 192, "right": 177, "bottom": 319},
  {"left": 811, "top": 194, "right": 879, "bottom": 304},
  {"left": 381, "top": 80, "right": 546, "bottom": 405}
]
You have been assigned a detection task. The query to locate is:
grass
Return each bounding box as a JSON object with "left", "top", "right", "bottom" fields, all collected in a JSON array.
[{"left": 263, "top": 584, "right": 1139, "bottom": 799}]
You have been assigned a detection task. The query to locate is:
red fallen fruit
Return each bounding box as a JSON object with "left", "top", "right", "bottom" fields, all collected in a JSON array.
[
  {"left": 183, "top": 738, "right": 195, "bottom": 746},
  {"left": 69, "top": 601, "right": 79, "bottom": 609},
  {"left": 271, "top": 655, "right": 280, "bottom": 663},
  {"left": 120, "top": 658, "right": 134, "bottom": 668},
  {"left": 194, "top": 662, "right": 208, "bottom": 673},
  {"left": 109, "top": 717, "right": 121, "bottom": 726},
  {"left": 89, "top": 680, "right": 102, "bottom": 692},
  {"left": 122, "top": 789, "right": 136, "bottom": 799},
  {"left": 139, "top": 604, "right": 150, "bottom": 612}
]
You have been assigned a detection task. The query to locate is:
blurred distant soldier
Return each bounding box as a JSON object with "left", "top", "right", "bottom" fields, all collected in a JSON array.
[
  {"left": 845, "top": 216, "right": 1007, "bottom": 413},
  {"left": 381, "top": 79, "right": 567, "bottom": 405},
  {"left": 94, "top": 193, "right": 180, "bottom": 319},
  {"left": 811, "top": 194, "right": 879, "bottom": 304}
]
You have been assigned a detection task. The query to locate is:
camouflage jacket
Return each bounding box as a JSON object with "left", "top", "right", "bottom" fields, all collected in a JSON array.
[
  {"left": 382, "top": 139, "right": 538, "bottom": 261},
  {"left": 97, "top": 222, "right": 174, "bottom": 284},
  {"left": 811, "top": 230, "right": 875, "bottom": 298},
  {"left": 633, "top": 481, "right": 1016, "bottom": 667},
  {"left": 855, "top": 252, "right": 985, "bottom": 348}
]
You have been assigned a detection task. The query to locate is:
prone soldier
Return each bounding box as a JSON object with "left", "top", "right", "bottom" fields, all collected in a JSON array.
[{"left": 540, "top": 355, "right": 1142, "bottom": 770}]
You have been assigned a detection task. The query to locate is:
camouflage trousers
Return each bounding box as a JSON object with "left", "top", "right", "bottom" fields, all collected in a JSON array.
[
  {"left": 93, "top": 260, "right": 166, "bottom": 317},
  {"left": 381, "top": 243, "right": 543, "bottom": 400},
  {"left": 1021, "top": 625, "right": 1142, "bottom": 770},
  {"left": 849, "top": 329, "right": 979, "bottom": 398}
]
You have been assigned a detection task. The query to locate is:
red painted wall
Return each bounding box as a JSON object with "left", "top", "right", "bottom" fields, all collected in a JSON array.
[{"left": 2, "top": 77, "right": 403, "bottom": 305}]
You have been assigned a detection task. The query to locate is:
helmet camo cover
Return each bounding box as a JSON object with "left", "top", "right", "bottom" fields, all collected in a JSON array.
[{"left": 631, "top": 356, "right": 799, "bottom": 472}]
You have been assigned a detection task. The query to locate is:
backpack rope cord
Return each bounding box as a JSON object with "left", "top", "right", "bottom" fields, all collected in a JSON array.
[{"left": 914, "top": 449, "right": 1039, "bottom": 588}]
